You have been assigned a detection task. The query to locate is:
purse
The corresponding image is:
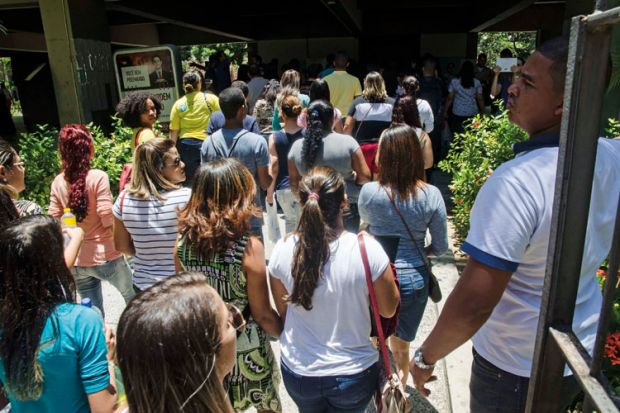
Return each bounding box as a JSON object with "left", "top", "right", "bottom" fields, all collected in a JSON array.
[
  {"left": 358, "top": 233, "right": 413, "bottom": 413},
  {"left": 384, "top": 187, "right": 442, "bottom": 303}
]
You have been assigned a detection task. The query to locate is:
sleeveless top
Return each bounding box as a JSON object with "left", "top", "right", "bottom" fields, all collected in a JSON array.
[{"left": 274, "top": 129, "right": 303, "bottom": 191}]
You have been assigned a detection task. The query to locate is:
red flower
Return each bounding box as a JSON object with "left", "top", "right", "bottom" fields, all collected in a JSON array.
[
  {"left": 472, "top": 121, "right": 481, "bottom": 128},
  {"left": 605, "top": 332, "right": 620, "bottom": 365}
]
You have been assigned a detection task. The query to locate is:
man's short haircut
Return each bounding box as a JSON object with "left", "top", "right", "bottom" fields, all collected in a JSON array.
[
  {"left": 249, "top": 64, "right": 260, "bottom": 77},
  {"left": 536, "top": 37, "right": 569, "bottom": 95},
  {"left": 500, "top": 48, "right": 514, "bottom": 58},
  {"left": 478, "top": 53, "right": 487, "bottom": 59},
  {"left": 219, "top": 87, "right": 246, "bottom": 119},
  {"left": 334, "top": 51, "right": 348, "bottom": 68},
  {"left": 231, "top": 80, "right": 249, "bottom": 98}
]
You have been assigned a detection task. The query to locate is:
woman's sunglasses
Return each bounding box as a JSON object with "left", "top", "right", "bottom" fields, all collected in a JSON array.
[
  {"left": 227, "top": 303, "right": 246, "bottom": 338},
  {"left": 164, "top": 157, "right": 182, "bottom": 168}
]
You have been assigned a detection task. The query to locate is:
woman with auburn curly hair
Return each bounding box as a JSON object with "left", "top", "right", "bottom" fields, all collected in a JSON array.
[
  {"left": 175, "top": 158, "right": 283, "bottom": 413},
  {"left": 49, "top": 124, "right": 134, "bottom": 317}
]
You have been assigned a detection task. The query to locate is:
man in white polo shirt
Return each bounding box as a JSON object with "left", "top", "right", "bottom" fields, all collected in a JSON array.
[{"left": 410, "top": 37, "right": 620, "bottom": 412}]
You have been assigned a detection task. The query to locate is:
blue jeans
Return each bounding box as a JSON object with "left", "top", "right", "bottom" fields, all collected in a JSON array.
[
  {"left": 72, "top": 256, "right": 135, "bottom": 318},
  {"left": 394, "top": 266, "right": 428, "bottom": 342},
  {"left": 178, "top": 138, "right": 203, "bottom": 186},
  {"left": 470, "top": 348, "right": 581, "bottom": 413},
  {"left": 281, "top": 361, "right": 378, "bottom": 413}
]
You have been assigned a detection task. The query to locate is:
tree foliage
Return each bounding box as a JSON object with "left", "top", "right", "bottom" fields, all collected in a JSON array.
[
  {"left": 477, "top": 32, "right": 537, "bottom": 65},
  {"left": 179, "top": 43, "right": 248, "bottom": 67}
]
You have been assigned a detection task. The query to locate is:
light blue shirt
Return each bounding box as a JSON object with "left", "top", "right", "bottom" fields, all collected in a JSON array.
[
  {"left": 0, "top": 303, "right": 109, "bottom": 413},
  {"left": 358, "top": 182, "right": 448, "bottom": 267}
]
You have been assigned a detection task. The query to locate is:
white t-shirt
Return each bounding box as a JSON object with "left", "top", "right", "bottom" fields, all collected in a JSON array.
[
  {"left": 113, "top": 187, "right": 191, "bottom": 290},
  {"left": 268, "top": 232, "right": 389, "bottom": 376},
  {"left": 416, "top": 98, "right": 435, "bottom": 133},
  {"left": 462, "top": 137, "right": 620, "bottom": 377}
]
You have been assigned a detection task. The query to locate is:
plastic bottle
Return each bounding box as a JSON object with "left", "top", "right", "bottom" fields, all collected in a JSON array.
[
  {"left": 61, "top": 208, "right": 77, "bottom": 228},
  {"left": 80, "top": 297, "right": 104, "bottom": 321}
]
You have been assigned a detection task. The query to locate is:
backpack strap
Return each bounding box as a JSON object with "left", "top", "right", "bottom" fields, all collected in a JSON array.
[{"left": 134, "top": 128, "right": 144, "bottom": 147}]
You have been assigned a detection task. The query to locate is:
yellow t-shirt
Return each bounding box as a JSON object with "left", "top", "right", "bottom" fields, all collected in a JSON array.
[
  {"left": 130, "top": 128, "right": 157, "bottom": 152},
  {"left": 169, "top": 92, "right": 220, "bottom": 140},
  {"left": 324, "top": 71, "right": 362, "bottom": 115}
]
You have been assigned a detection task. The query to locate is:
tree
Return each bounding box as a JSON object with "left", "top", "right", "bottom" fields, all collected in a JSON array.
[{"left": 477, "top": 32, "right": 537, "bottom": 65}]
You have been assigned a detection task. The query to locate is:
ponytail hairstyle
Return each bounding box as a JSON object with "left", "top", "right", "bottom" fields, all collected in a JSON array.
[
  {"left": 392, "top": 95, "right": 422, "bottom": 129},
  {"left": 291, "top": 166, "right": 345, "bottom": 310},
  {"left": 183, "top": 72, "right": 201, "bottom": 94},
  {"left": 401, "top": 75, "right": 420, "bottom": 98},
  {"left": 459, "top": 61, "right": 475, "bottom": 89},
  {"left": 301, "top": 100, "right": 333, "bottom": 169},
  {"left": 0, "top": 215, "right": 75, "bottom": 401},
  {"left": 280, "top": 95, "right": 302, "bottom": 119},
  {"left": 58, "top": 124, "right": 93, "bottom": 222}
]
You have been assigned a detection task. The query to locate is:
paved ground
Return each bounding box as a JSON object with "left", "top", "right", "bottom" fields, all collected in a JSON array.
[{"left": 100, "top": 169, "right": 473, "bottom": 412}]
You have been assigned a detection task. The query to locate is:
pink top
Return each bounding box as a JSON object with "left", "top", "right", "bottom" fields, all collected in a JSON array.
[
  {"left": 297, "top": 107, "right": 342, "bottom": 130},
  {"left": 49, "top": 169, "right": 121, "bottom": 267}
]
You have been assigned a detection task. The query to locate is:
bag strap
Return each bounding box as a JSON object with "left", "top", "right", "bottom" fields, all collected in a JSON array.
[
  {"left": 226, "top": 130, "right": 250, "bottom": 158},
  {"left": 119, "top": 190, "right": 127, "bottom": 215},
  {"left": 353, "top": 103, "right": 373, "bottom": 141},
  {"left": 383, "top": 186, "right": 433, "bottom": 274},
  {"left": 358, "top": 233, "right": 393, "bottom": 377},
  {"left": 202, "top": 92, "right": 214, "bottom": 116},
  {"left": 134, "top": 128, "right": 144, "bottom": 147}
]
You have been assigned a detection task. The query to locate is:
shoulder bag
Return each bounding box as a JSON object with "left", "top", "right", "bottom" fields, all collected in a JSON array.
[
  {"left": 359, "top": 233, "right": 412, "bottom": 413},
  {"left": 384, "top": 187, "right": 442, "bottom": 303}
]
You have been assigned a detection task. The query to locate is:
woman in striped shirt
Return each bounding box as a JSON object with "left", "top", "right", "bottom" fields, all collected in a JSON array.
[{"left": 113, "top": 138, "right": 191, "bottom": 291}]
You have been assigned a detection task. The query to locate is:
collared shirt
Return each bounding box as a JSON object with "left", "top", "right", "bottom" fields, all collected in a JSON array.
[{"left": 462, "top": 136, "right": 620, "bottom": 377}]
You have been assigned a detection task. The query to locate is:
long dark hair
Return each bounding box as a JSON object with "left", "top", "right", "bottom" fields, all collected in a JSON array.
[
  {"left": 58, "top": 124, "right": 93, "bottom": 222},
  {"left": 117, "top": 272, "right": 234, "bottom": 413},
  {"left": 291, "top": 166, "right": 345, "bottom": 310},
  {"left": 459, "top": 61, "right": 475, "bottom": 89},
  {"left": 401, "top": 76, "right": 420, "bottom": 98},
  {"left": 309, "top": 79, "right": 330, "bottom": 103},
  {"left": 301, "top": 100, "right": 334, "bottom": 169},
  {"left": 0, "top": 215, "right": 75, "bottom": 400},
  {"left": 377, "top": 125, "right": 425, "bottom": 200},
  {"left": 392, "top": 95, "right": 422, "bottom": 129},
  {"left": 0, "top": 187, "right": 18, "bottom": 228},
  {"left": 259, "top": 79, "right": 281, "bottom": 106}
]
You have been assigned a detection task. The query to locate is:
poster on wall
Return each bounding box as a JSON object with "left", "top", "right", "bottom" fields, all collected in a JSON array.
[{"left": 113, "top": 45, "right": 182, "bottom": 125}]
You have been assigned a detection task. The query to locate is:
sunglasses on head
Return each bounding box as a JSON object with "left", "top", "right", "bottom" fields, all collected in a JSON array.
[{"left": 226, "top": 302, "right": 246, "bottom": 338}]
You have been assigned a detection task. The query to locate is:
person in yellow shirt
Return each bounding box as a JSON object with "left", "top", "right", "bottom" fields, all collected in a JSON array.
[
  {"left": 324, "top": 52, "right": 362, "bottom": 117},
  {"left": 116, "top": 92, "right": 162, "bottom": 152},
  {"left": 169, "top": 72, "right": 220, "bottom": 185}
]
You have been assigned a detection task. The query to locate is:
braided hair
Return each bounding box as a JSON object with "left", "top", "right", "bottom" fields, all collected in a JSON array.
[{"left": 301, "top": 100, "right": 334, "bottom": 169}]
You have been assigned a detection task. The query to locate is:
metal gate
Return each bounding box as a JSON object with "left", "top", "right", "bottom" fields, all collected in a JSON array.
[{"left": 526, "top": 1, "right": 620, "bottom": 412}]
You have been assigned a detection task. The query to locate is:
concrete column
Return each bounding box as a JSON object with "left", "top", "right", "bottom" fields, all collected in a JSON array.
[{"left": 39, "top": 0, "right": 116, "bottom": 126}]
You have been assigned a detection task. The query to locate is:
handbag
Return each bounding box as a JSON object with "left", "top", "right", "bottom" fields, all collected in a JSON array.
[
  {"left": 384, "top": 187, "right": 442, "bottom": 303},
  {"left": 358, "top": 233, "right": 412, "bottom": 413}
]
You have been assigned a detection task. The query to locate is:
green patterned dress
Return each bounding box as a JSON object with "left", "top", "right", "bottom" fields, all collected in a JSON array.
[{"left": 177, "top": 235, "right": 282, "bottom": 412}]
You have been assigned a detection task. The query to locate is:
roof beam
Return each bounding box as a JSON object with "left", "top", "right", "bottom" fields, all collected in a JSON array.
[
  {"left": 105, "top": 3, "right": 253, "bottom": 42},
  {"left": 321, "top": 0, "right": 361, "bottom": 36},
  {"left": 471, "top": 0, "right": 536, "bottom": 32}
]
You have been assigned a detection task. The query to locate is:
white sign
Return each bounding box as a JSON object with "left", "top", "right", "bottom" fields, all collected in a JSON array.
[{"left": 121, "top": 65, "right": 150, "bottom": 89}]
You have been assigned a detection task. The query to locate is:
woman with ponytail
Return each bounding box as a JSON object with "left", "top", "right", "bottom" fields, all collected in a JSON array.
[
  {"left": 268, "top": 166, "right": 400, "bottom": 413},
  {"left": 169, "top": 71, "right": 221, "bottom": 184},
  {"left": 49, "top": 124, "right": 134, "bottom": 317},
  {"left": 400, "top": 75, "right": 435, "bottom": 134},
  {"left": 0, "top": 215, "right": 118, "bottom": 413},
  {"left": 288, "top": 100, "right": 370, "bottom": 232},
  {"left": 392, "top": 95, "right": 434, "bottom": 170}
]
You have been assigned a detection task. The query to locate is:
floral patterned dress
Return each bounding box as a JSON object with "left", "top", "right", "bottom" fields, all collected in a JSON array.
[{"left": 177, "top": 235, "right": 282, "bottom": 412}]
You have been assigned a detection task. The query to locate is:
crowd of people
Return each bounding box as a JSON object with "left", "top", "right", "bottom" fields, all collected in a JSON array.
[{"left": 0, "top": 36, "right": 619, "bottom": 413}]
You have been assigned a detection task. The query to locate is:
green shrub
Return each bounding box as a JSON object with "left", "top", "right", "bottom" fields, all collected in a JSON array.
[
  {"left": 438, "top": 110, "right": 528, "bottom": 245},
  {"left": 19, "top": 115, "right": 134, "bottom": 211},
  {"left": 607, "top": 118, "right": 620, "bottom": 138}
]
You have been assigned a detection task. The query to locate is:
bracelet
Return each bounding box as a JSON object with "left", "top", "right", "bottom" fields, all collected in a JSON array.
[{"left": 413, "top": 348, "right": 435, "bottom": 370}]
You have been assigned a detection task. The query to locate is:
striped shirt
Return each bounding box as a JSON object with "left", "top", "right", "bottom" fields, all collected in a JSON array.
[{"left": 113, "top": 187, "right": 191, "bottom": 289}]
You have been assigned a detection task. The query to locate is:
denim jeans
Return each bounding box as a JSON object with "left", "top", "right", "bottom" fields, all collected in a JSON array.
[
  {"left": 72, "top": 256, "right": 135, "bottom": 318},
  {"left": 275, "top": 188, "right": 300, "bottom": 234},
  {"left": 281, "top": 361, "right": 378, "bottom": 413},
  {"left": 178, "top": 138, "right": 203, "bottom": 186},
  {"left": 343, "top": 203, "right": 360, "bottom": 233},
  {"left": 394, "top": 266, "right": 428, "bottom": 342},
  {"left": 470, "top": 348, "right": 581, "bottom": 413}
]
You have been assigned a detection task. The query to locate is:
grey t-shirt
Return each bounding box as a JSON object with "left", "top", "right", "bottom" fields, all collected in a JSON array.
[
  {"left": 200, "top": 128, "right": 270, "bottom": 182},
  {"left": 358, "top": 182, "right": 448, "bottom": 267},
  {"left": 288, "top": 132, "right": 361, "bottom": 202}
]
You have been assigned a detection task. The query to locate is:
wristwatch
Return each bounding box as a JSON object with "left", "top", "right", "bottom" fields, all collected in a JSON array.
[{"left": 413, "top": 348, "right": 435, "bottom": 370}]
